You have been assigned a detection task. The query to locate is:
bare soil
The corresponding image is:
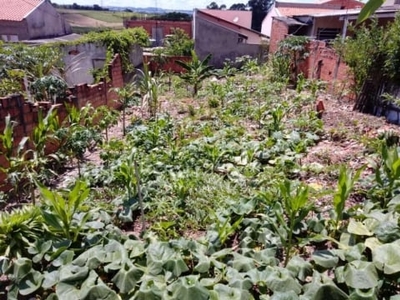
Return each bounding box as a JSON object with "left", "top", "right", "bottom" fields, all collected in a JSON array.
[{"left": 60, "top": 13, "right": 123, "bottom": 28}]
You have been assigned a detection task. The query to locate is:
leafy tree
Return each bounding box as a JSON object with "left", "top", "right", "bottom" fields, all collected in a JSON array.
[
  {"left": 207, "top": 1, "right": 220, "bottom": 9},
  {"left": 248, "top": 0, "right": 273, "bottom": 32},
  {"left": 150, "top": 12, "right": 192, "bottom": 21},
  {"left": 229, "top": 3, "right": 247, "bottom": 10}
]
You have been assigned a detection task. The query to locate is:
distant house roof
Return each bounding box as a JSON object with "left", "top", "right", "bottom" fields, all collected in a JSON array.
[
  {"left": 301, "top": 5, "right": 400, "bottom": 18},
  {"left": 273, "top": 0, "right": 364, "bottom": 17},
  {"left": 197, "top": 9, "right": 252, "bottom": 29},
  {"left": 0, "top": 0, "right": 43, "bottom": 21},
  {"left": 277, "top": 7, "right": 339, "bottom": 16}
]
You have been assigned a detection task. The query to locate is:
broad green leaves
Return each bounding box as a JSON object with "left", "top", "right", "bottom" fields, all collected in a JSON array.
[{"left": 357, "top": 0, "right": 385, "bottom": 24}]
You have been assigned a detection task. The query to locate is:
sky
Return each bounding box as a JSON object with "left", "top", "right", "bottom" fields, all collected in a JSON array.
[{"left": 51, "top": 0, "right": 243, "bottom": 11}]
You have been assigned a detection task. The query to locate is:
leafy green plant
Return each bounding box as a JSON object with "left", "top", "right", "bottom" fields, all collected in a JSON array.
[
  {"left": 111, "top": 83, "right": 137, "bottom": 136},
  {"left": 30, "top": 75, "right": 68, "bottom": 103},
  {"left": 39, "top": 180, "right": 90, "bottom": 242},
  {"left": 275, "top": 36, "right": 309, "bottom": 86},
  {"left": 56, "top": 105, "right": 102, "bottom": 176},
  {"left": 93, "top": 105, "right": 119, "bottom": 142},
  {"left": 137, "top": 64, "right": 163, "bottom": 118},
  {"left": 0, "top": 206, "right": 42, "bottom": 257},
  {"left": 331, "top": 166, "right": 364, "bottom": 236},
  {"left": 176, "top": 51, "right": 213, "bottom": 96},
  {"left": 279, "top": 180, "right": 311, "bottom": 266},
  {"left": 370, "top": 144, "right": 400, "bottom": 208},
  {"left": 163, "top": 28, "right": 194, "bottom": 56}
]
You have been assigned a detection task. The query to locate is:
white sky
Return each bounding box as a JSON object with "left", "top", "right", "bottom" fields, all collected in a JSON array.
[{"left": 51, "top": 0, "right": 242, "bottom": 10}]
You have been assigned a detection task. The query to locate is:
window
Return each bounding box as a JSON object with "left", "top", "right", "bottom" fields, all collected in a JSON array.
[
  {"left": 317, "top": 28, "right": 341, "bottom": 41},
  {"left": 238, "top": 34, "right": 247, "bottom": 44}
]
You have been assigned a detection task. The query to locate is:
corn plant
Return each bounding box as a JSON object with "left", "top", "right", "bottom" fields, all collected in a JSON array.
[
  {"left": 331, "top": 166, "right": 364, "bottom": 236},
  {"left": 269, "top": 180, "right": 312, "bottom": 266},
  {"left": 137, "top": 64, "right": 163, "bottom": 118},
  {"left": 39, "top": 180, "right": 90, "bottom": 242},
  {"left": 0, "top": 115, "right": 30, "bottom": 201}
]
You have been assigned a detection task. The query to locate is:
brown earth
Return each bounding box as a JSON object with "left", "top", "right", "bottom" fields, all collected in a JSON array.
[{"left": 61, "top": 13, "right": 123, "bottom": 28}]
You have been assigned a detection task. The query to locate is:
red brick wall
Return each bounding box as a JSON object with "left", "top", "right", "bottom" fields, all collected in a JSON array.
[
  {"left": 125, "top": 20, "right": 192, "bottom": 38},
  {"left": 269, "top": 18, "right": 289, "bottom": 54},
  {"left": 143, "top": 54, "right": 191, "bottom": 73},
  {"left": 0, "top": 54, "right": 124, "bottom": 190},
  {"left": 303, "top": 40, "right": 353, "bottom": 96}
]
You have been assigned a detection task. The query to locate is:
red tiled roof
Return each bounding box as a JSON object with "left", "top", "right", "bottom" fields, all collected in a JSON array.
[
  {"left": 198, "top": 9, "right": 252, "bottom": 29},
  {"left": 277, "top": 7, "right": 340, "bottom": 16},
  {"left": 0, "top": 0, "right": 43, "bottom": 21}
]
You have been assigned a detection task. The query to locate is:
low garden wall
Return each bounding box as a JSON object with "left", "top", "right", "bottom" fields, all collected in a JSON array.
[
  {"left": 0, "top": 54, "right": 124, "bottom": 189},
  {"left": 143, "top": 54, "right": 191, "bottom": 73}
]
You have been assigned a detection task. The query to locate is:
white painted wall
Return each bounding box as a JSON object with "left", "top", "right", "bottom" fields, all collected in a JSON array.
[
  {"left": 62, "top": 43, "right": 143, "bottom": 86},
  {"left": 261, "top": 3, "right": 280, "bottom": 37}
]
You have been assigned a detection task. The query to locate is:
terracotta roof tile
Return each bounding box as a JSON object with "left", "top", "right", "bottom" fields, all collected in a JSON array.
[
  {"left": 0, "top": 0, "right": 42, "bottom": 21},
  {"left": 198, "top": 9, "right": 252, "bottom": 29}
]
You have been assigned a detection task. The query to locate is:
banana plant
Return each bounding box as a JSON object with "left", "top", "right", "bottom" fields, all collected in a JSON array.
[{"left": 176, "top": 50, "right": 213, "bottom": 97}]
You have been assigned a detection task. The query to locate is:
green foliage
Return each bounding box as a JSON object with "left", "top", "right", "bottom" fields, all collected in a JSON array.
[
  {"left": 275, "top": 35, "right": 309, "bottom": 86},
  {"left": 137, "top": 64, "right": 163, "bottom": 118},
  {"left": 30, "top": 75, "right": 68, "bottom": 103},
  {"left": 357, "top": 0, "right": 385, "bottom": 23},
  {"left": 148, "top": 12, "right": 192, "bottom": 21},
  {"left": 3, "top": 50, "right": 400, "bottom": 300},
  {"left": 176, "top": 51, "right": 213, "bottom": 96},
  {"left": 0, "top": 44, "right": 65, "bottom": 97},
  {"left": 163, "top": 28, "right": 194, "bottom": 56},
  {"left": 75, "top": 28, "right": 150, "bottom": 74},
  {"left": 112, "top": 83, "right": 137, "bottom": 135},
  {"left": 39, "top": 180, "right": 90, "bottom": 241},
  {"left": 0, "top": 206, "right": 42, "bottom": 257},
  {"left": 331, "top": 166, "right": 364, "bottom": 235}
]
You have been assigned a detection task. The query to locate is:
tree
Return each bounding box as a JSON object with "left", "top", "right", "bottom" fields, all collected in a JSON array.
[
  {"left": 207, "top": 1, "right": 220, "bottom": 9},
  {"left": 229, "top": 3, "right": 247, "bottom": 10},
  {"left": 247, "top": 0, "right": 273, "bottom": 32}
]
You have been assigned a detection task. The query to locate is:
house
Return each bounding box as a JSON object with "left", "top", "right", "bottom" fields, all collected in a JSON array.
[
  {"left": 0, "top": 0, "right": 71, "bottom": 42},
  {"left": 261, "top": 0, "right": 364, "bottom": 37},
  {"left": 124, "top": 19, "right": 192, "bottom": 46},
  {"left": 269, "top": 3, "right": 399, "bottom": 52},
  {"left": 194, "top": 9, "right": 268, "bottom": 67}
]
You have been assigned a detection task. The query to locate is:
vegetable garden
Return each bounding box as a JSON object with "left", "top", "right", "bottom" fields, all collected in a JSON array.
[{"left": 2, "top": 35, "right": 400, "bottom": 299}]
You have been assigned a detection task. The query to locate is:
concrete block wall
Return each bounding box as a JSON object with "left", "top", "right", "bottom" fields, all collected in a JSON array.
[{"left": 0, "top": 54, "right": 123, "bottom": 190}]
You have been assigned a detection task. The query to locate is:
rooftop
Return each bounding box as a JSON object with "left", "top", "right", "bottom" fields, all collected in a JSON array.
[
  {"left": 197, "top": 9, "right": 252, "bottom": 29},
  {"left": 278, "top": 7, "right": 341, "bottom": 16},
  {"left": 0, "top": 0, "right": 43, "bottom": 21}
]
